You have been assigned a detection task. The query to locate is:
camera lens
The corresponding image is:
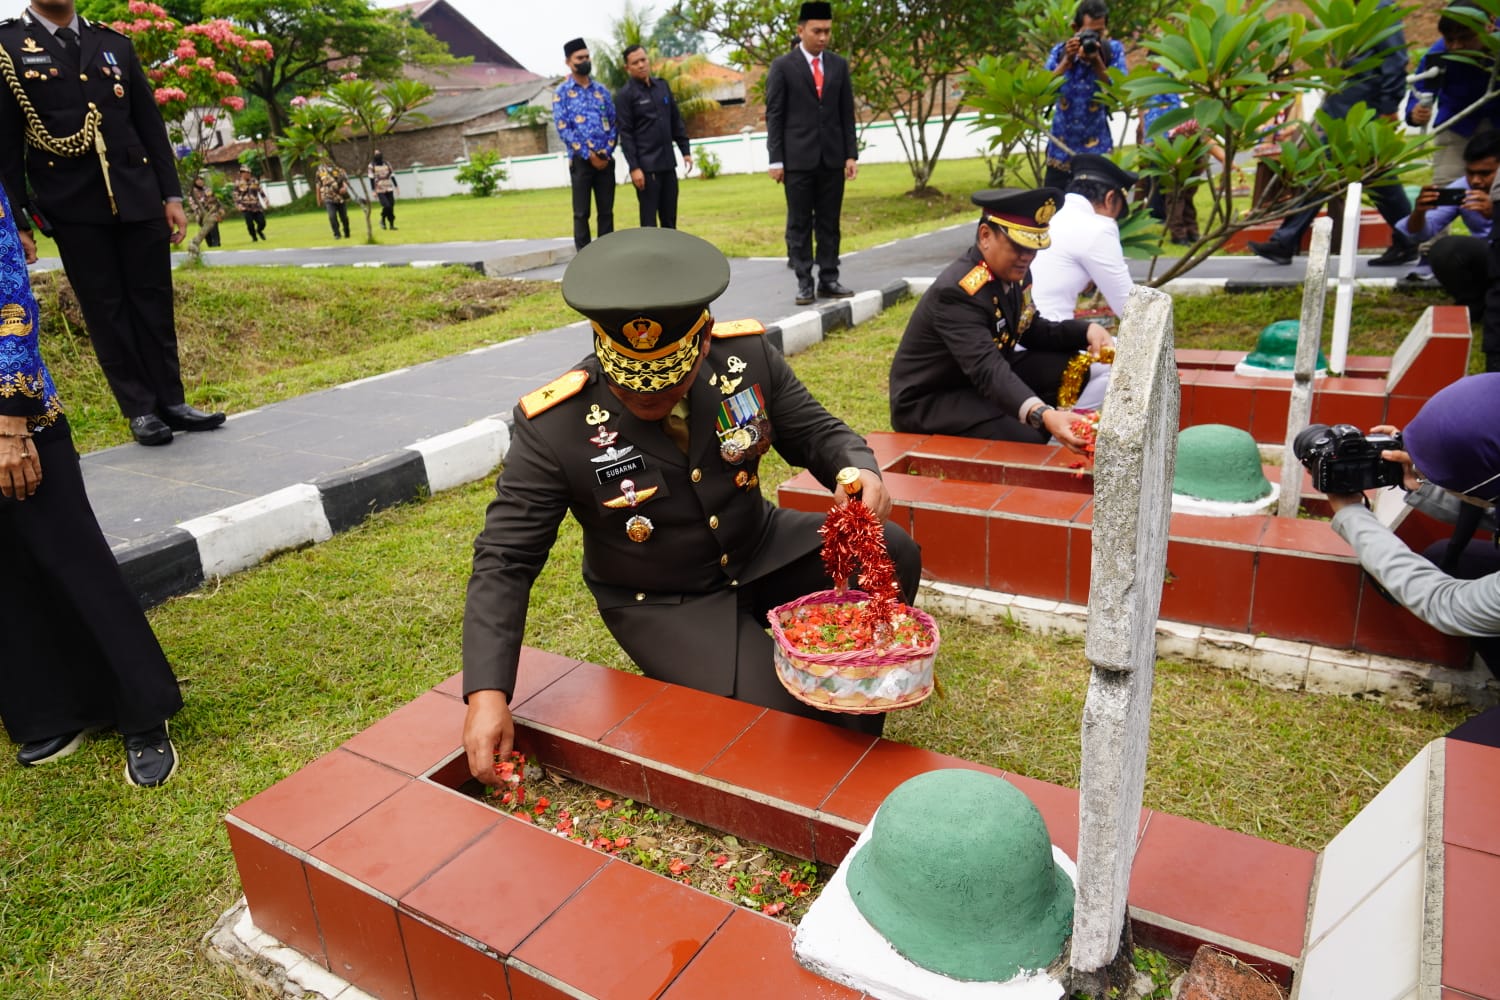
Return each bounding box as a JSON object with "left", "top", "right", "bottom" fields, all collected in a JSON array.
[{"left": 1292, "top": 424, "right": 1331, "bottom": 463}]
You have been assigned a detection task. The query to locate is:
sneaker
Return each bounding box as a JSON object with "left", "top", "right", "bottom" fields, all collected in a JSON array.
[
  {"left": 1369, "top": 244, "right": 1418, "bottom": 267},
  {"left": 17, "top": 726, "right": 102, "bottom": 767},
  {"left": 1248, "top": 240, "right": 1293, "bottom": 265},
  {"left": 123, "top": 723, "right": 178, "bottom": 788}
]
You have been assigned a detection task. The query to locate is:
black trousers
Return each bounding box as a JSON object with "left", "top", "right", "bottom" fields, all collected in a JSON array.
[
  {"left": 378, "top": 192, "right": 396, "bottom": 227},
  {"left": 602, "top": 522, "right": 922, "bottom": 738},
  {"left": 1428, "top": 235, "right": 1488, "bottom": 324},
  {"left": 0, "top": 419, "right": 182, "bottom": 745},
  {"left": 784, "top": 167, "right": 845, "bottom": 284},
  {"left": 893, "top": 349, "right": 1079, "bottom": 442},
  {"left": 569, "top": 157, "right": 615, "bottom": 249},
  {"left": 50, "top": 217, "right": 185, "bottom": 419},
  {"left": 636, "top": 169, "right": 679, "bottom": 228},
  {"left": 242, "top": 211, "right": 265, "bottom": 240},
  {"left": 326, "top": 200, "right": 350, "bottom": 237},
  {"left": 1268, "top": 181, "right": 1414, "bottom": 252},
  {"left": 1484, "top": 234, "right": 1500, "bottom": 372}
]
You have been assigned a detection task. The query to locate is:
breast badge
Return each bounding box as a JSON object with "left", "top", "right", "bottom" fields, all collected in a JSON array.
[
  {"left": 716, "top": 384, "right": 771, "bottom": 466},
  {"left": 625, "top": 515, "right": 653, "bottom": 543},
  {"left": 602, "top": 478, "right": 658, "bottom": 510}
]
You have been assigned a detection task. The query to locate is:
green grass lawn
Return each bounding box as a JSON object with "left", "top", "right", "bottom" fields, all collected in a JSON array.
[{"left": 0, "top": 285, "right": 1472, "bottom": 998}]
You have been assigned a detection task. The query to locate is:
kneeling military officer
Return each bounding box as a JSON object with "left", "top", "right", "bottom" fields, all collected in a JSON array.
[{"left": 461, "top": 228, "right": 921, "bottom": 785}]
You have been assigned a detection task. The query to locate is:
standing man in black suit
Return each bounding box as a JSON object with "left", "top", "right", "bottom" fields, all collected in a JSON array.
[
  {"left": 765, "top": 1, "right": 858, "bottom": 306},
  {"left": 615, "top": 45, "right": 691, "bottom": 229},
  {"left": 0, "top": 0, "right": 225, "bottom": 446}
]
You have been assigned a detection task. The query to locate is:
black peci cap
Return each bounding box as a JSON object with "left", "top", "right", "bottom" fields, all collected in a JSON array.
[
  {"left": 799, "top": 2, "right": 833, "bottom": 21},
  {"left": 564, "top": 37, "right": 587, "bottom": 57}
]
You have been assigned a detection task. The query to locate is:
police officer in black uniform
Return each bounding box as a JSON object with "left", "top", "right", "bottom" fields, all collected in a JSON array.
[
  {"left": 460, "top": 228, "right": 922, "bottom": 785},
  {"left": 0, "top": 0, "right": 224, "bottom": 446},
  {"left": 888, "top": 188, "right": 1112, "bottom": 449}
]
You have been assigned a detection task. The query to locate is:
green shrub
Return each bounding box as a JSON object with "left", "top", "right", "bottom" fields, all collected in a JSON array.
[
  {"left": 456, "top": 149, "right": 508, "bottom": 197},
  {"left": 697, "top": 148, "right": 722, "bottom": 180}
]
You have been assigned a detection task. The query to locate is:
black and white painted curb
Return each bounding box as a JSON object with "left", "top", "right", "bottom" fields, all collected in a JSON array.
[{"left": 114, "top": 284, "right": 919, "bottom": 609}]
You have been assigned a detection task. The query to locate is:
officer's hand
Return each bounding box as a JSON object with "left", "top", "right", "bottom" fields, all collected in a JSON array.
[
  {"left": 768, "top": 166, "right": 785, "bottom": 184},
  {"left": 0, "top": 417, "right": 41, "bottom": 500},
  {"left": 17, "top": 229, "right": 37, "bottom": 264},
  {"left": 463, "top": 690, "right": 515, "bottom": 786},
  {"left": 683, "top": 155, "right": 693, "bottom": 175},
  {"left": 165, "top": 201, "right": 188, "bottom": 245},
  {"left": 631, "top": 168, "right": 646, "bottom": 191},
  {"left": 845, "top": 159, "right": 858, "bottom": 180},
  {"left": 836, "top": 468, "right": 892, "bottom": 521},
  {"left": 1085, "top": 323, "right": 1114, "bottom": 356},
  {"left": 1044, "top": 407, "right": 1090, "bottom": 454}
]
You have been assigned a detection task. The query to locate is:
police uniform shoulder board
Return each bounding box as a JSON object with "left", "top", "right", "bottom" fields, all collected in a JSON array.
[
  {"left": 519, "top": 370, "right": 588, "bottom": 419},
  {"left": 711, "top": 319, "right": 764, "bottom": 339},
  {"left": 96, "top": 21, "right": 128, "bottom": 38},
  {"left": 958, "top": 263, "right": 992, "bottom": 296}
]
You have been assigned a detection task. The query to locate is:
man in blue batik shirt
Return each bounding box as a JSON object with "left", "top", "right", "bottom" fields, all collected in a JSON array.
[
  {"left": 1043, "top": 0, "right": 1127, "bottom": 192},
  {"left": 554, "top": 37, "right": 618, "bottom": 250}
]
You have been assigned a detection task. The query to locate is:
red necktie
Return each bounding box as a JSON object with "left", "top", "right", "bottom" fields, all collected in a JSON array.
[{"left": 812, "top": 56, "right": 823, "bottom": 98}]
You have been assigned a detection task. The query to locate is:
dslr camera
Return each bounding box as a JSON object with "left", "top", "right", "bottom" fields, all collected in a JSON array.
[
  {"left": 1293, "top": 423, "right": 1405, "bottom": 495},
  {"left": 1076, "top": 27, "right": 1103, "bottom": 56}
]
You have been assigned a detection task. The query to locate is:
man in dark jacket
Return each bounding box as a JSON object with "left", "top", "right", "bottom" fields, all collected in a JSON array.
[
  {"left": 1248, "top": 10, "right": 1416, "bottom": 266},
  {"left": 460, "top": 229, "right": 921, "bottom": 784},
  {"left": 0, "top": 0, "right": 225, "bottom": 446},
  {"left": 765, "top": 1, "right": 858, "bottom": 306},
  {"left": 889, "top": 189, "right": 1111, "bottom": 447},
  {"left": 615, "top": 45, "right": 691, "bottom": 229}
]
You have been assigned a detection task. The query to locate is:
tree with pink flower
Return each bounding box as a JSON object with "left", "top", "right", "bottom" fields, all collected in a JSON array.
[{"left": 109, "top": 0, "right": 272, "bottom": 255}]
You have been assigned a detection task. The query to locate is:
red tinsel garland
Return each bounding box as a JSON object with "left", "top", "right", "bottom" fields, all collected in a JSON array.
[{"left": 820, "top": 499, "right": 902, "bottom": 647}]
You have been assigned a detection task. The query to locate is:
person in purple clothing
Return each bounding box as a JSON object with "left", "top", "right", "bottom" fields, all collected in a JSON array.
[
  {"left": 1396, "top": 130, "right": 1497, "bottom": 322},
  {"left": 1042, "top": 0, "right": 1128, "bottom": 192}
]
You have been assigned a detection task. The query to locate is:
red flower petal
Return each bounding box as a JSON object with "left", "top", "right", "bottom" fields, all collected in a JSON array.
[
  {"left": 778, "top": 871, "right": 793, "bottom": 886},
  {"left": 790, "top": 881, "right": 810, "bottom": 897},
  {"left": 512, "top": 811, "right": 533, "bottom": 824},
  {"left": 595, "top": 798, "right": 614, "bottom": 810},
  {"left": 712, "top": 854, "right": 729, "bottom": 868},
  {"left": 761, "top": 901, "right": 787, "bottom": 916},
  {"left": 668, "top": 858, "right": 690, "bottom": 875},
  {"left": 613, "top": 836, "right": 631, "bottom": 849}
]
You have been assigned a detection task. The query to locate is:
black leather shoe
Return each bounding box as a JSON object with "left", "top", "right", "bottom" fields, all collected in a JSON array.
[
  {"left": 795, "top": 278, "right": 815, "bottom": 306},
  {"left": 1247, "top": 240, "right": 1294, "bottom": 266},
  {"left": 817, "top": 280, "right": 855, "bottom": 298},
  {"left": 17, "top": 727, "right": 99, "bottom": 766},
  {"left": 129, "top": 414, "right": 173, "bottom": 446},
  {"left": 123, "top": 723, "right": 178, "bottom": 788},
  {"left": 1369, "top": 243, "right": 1418, "bottom": 266},
  {"left": 160, "top": 403, "right": 226, "bottom": 432}
]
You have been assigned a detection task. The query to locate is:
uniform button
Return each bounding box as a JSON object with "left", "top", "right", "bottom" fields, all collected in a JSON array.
[
  {"left": 719, "top": 554, "right": 728, "bottom": 567},
  {"left": 635, "top": 592, "right": 645, "bottom": 601},
  {"left": 708, "top": 515, "right": 719, "bottom": 529},
  {"left": 690, "top": 469, "right": 702, "bottom": 483},
  {"left": 730, "top": 579, "right": 739, "bottom": 587},
  {"left": 79, "top": 73, "right": 87, "bottom": 81}
]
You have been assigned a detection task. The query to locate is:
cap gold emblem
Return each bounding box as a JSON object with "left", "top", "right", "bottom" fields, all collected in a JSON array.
[
  {"left": 1034, "top": 198, "right": 1057, "bottom": 225},
  {"left": 625, "top": 317, "right": 663, "bottom": 351}
]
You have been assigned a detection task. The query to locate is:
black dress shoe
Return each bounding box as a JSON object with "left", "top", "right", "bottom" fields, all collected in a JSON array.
[
  {"left": 17, "top": 727, "right": 99, "bottom": 767},
  {"left": 795, "top": 278, "right": 815, "bottom": 306},
  {"left": 1369, "top": 243, "right": 1419, "bottom": 266},
  {"left": 817, "top": 280, "right": 855, "bottom": 298},
  {"left": 123, "top": 723, "right": 178, "bottom": 788},
  {"left": 160, "top": 403, "right": 226, "bottom": 432},
  {"left": 1247, "top": 240, "right": 1294, "bottom": 266},
  {"left": 129, "top": 414, "right": 173, "bottom": 446}
]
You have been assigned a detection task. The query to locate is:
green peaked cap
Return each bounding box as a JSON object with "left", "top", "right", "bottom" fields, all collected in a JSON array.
[{"left": 845, "top": 769, "right": 1074, "bottom": 982}]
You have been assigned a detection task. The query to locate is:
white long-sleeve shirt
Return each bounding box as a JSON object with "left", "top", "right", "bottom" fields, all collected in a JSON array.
[{"left": 1031, "top": 193, "right": 1136, "bottom": 321}]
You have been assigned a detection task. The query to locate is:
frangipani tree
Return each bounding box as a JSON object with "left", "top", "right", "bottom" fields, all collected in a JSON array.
[{"left": 278, "top": 77, "right": 433, "bottom": 242}]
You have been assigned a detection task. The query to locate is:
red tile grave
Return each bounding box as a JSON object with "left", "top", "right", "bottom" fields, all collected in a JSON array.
[{"left": 228, "top": 657, "right": 1328, "bottom": 998}]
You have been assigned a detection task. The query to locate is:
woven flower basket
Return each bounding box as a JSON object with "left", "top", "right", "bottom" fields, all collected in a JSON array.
[{"left": 769, "top": 589, "right": 939, "bottom": 714}]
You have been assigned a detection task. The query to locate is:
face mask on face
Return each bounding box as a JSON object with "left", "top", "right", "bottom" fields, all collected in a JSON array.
[{"left": 575, "top": 59, "right": 592, "bottom": 77}]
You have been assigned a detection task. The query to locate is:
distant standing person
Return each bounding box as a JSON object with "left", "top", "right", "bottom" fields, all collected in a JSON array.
[
  {"left": 188, "top": 176, "right": 220, "bottom": 247},
  {"left": 0, "top": 1, "right": 226, "bottom": 447},
  {"left": 368, "top": 149, "right": 399, "bottom": 230},
  {"left": 1043, "top": 0, "right": 1128, "bottom": 192},
  {"left": 315, "top": 158, "right": 351, "bottom": 240},
  {"left": 2, "top": 179, "right": 183, "bottom": 788},
  {"left": 615, "top": 45, "right": 691, "bottom": 229},
  {"left": 554, "top": 37, "right": 617, "bottom": 250},
  {"left": 233, "top": 165, "right": 268, "bottom": 242},
  {"left": 765, "top": 1, "right": 858, "bottom": 306}
]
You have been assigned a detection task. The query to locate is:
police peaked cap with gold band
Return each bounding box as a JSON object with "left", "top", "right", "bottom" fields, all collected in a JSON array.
[
  {"left": 562, "top": 229, "right": 732, "bottom": 394},
  {"left": 972, "top": 188, "right": 1063, "bottom": 250},
  {"left": 1069, "top": 154, "right": 1138, "bottom": 195}
]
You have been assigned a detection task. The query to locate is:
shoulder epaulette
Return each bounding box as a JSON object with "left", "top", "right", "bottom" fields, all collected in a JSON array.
[
  {"left": 957, "top": 263, "right": 992, "bottom": 296},
  {"left": 712, "top": 319, "right": 764, "bottom": 338},
  {"left": 0, "top": 17, "right": 19, "bottom": 28},
  {"left": 519, "top": 370, "right": 588, "bottom": 418},
  {"left": 96, "top": 22, "right": 126, "bottom": 37}
]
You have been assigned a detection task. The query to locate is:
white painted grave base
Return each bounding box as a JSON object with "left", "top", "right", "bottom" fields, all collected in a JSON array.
[
  {"left": 793, "top": 816, "right": 1077, "bottom": 1000},
  {"left": 1169, "top": 482, "right": 1280, "bottom": 517},
  {"left": 1233, "top": 361, "right": 1329, "bottom": 379}
]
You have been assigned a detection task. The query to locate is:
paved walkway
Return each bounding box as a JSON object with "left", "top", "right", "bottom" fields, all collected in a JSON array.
[{"left": 66, "top": 225, "right": 1414, "bottom": 550}]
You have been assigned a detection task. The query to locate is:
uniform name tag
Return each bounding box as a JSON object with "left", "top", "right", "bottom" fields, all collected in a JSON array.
[
  {"left": 595, "top": 454, "right": 646, "bottom": 484},
  {"left": 21, "top": 54, "right": 51, "bottom": 65}
]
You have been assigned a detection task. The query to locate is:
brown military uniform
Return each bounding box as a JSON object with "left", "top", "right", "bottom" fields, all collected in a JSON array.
[
  {"left": 888, "top": 244, "right": 1093, "bottom": 441},
  {"left": 462, "top": 327, "right": 920, "bottom": 723}
]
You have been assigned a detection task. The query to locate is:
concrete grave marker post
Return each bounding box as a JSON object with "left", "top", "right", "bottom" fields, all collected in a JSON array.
[
  {"left": 1069, "top": 286, "right": 1179, "bottom": 991},
  {"left": 1277, "top": 216, "right": 1333, "bottom": 518}
]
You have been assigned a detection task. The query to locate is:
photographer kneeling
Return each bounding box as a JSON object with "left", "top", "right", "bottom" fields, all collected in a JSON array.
[{"left": 1317, "top": 374, "right": 1500, "bottom": 688}]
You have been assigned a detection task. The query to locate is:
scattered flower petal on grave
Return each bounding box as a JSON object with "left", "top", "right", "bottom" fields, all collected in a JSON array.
[
  {"left": 668, "top": 858, "right": 690, "bottom": 875},
  {"left": 761, "top": 901, "right": 786, "bottom": 916},
  {"left": 595, "top": 798, "right": 614, "bottom": 810},
  {"left": 712, "top": 854, "right": 730, "bottom": 868}
]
